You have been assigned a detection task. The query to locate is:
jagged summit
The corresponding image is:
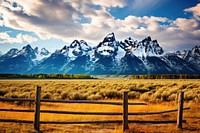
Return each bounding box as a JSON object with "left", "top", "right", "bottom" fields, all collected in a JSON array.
[
  {"left": 18, "top": 44, "right": 36, "bottom": 59},
  {"left": 95, "top": 33, "right": 119, "bottom": 57},
  {"left": 120, "top": 36, "right": 164, "bottom": 58},
  {"left": 119, "top": 37, "right": 137, "bottom": 53},
  {"left": 0, "top": 33, "right": 199, "bottom": 74},
  {"left": 103, "top": 32, "right": 116, "bottom": 42},
  {"left": 4, "top": 48, "right": 19, "bottom": 57},
  {"left": 137, "top": 36, "right": 164, "bottom": 58},
  {"left": 175, "top": 45, "right": 200, "bottom": 71},
  {"left": 69, "top": 40, "right": 92, "bottom": 57},
  {"left": 54, "top": 45, "right": 69, "bottom": 57},
  {"left": 40, "top": 48, "right": 50, "bottom": 56}
]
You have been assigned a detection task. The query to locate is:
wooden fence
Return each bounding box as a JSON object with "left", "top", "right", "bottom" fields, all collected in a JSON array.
[{"left": 0, "top": 86, "right": 190, "bottom": 132}]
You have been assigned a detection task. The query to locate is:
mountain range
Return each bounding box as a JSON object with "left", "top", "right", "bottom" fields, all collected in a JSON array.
[{"left": 0, "top": 33, "right": 199, "bottom": 74}]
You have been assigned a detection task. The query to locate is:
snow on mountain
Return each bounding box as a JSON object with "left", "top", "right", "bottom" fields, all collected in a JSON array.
[
  {"left": 15, "top": 44, "right": 37, "bottom": 59},
  {"left": 120, "top": 37, "right": 137, "bottom": 52},
  {"left": 120, "top": 52, "right": 147, "bottom": 74},
  {"left": 90, "top": 33, "right": 122, "bottom": 74},
  {"left": 33, "top": 47, "right": 51, "bottom": 62},
  {"left": 136, "top": 37, "right": 164, "bottom": 58},
  {"left": 0, "top": 48, "right": 19, "bottom": 62},
  {"left": 29, "top": 46, "right": 69, "bottom": 74},
  {"left": 54, "top": 45, "right": 69, "bottom": 56},
  {"left": 163, "top": 53, "right": 198, "bottom": 74},
  {"left": 120, "top": 36, "right": 163, "bottom": 58},
  {"left": 3, "top": 48, "right": 19, "bottom": 57},
  {"left": 175, "top": 46, "right": 200, "bottom": 71},
  {"left": 95, "top": 33, "right": 119, "bottom": 58},
  {"left": 40, "top": 48, "right": 50, "bottom": 56},
  {"left": 29, "top": 39, "right": 92, "bottom": 74},
  {"left": 183, "top": 46, "right": 200, "bottom": 61},
  {"left": 0, "top": 45, "right": 35, "bottom": 74},
  {"left": 68, "top": 40, "right": 92, "bottom": 60},
  {"left": 0, "top": 33, "right": 199, "bottom": 74}
]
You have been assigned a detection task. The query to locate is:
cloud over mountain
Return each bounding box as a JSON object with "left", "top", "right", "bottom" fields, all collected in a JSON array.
[
  {"left": 0, "top": 0, "right": 199, "bottom": 53},
  {"left": 0, "top": 32, "right": 37, "bottom": 44}
]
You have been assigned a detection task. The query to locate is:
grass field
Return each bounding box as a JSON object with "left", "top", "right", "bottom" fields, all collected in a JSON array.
[
  {"left": 0, "top": 79, "right": 200, "bottom": 132},
  {"left": 0, "top": 79, "right": 200, "bottom": 102}
]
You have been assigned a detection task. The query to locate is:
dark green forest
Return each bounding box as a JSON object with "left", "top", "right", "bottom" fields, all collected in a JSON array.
[
  {"left": 0, "top": 74, "right": 95, "bottom": 79},
  {"left": 131, "top": 74, "right": 200, "bottom": 79}
]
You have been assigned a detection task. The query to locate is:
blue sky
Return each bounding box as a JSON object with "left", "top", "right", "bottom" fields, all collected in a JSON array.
[{"left": 0, "top": 0, "right": 200, "bottom": 54}]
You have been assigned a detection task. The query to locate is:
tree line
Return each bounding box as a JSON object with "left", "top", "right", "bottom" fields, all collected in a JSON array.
[
  {"left": 0, "top": 74, "right": 95, "bottom": 79},
  {"left": 131, "top": 74, "right": 200, "bottom": 79}
]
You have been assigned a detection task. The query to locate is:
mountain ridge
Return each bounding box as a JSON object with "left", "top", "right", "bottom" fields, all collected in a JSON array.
[{"left": 0, "top": 33, "right": 199, "bottom": 74}]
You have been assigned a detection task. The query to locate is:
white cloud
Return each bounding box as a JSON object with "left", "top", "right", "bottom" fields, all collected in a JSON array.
[
  {"left": 174, "top": 18, "right": 199, "bottom": 31},
  {"left": 184, "top": 3, "right": 200, "bottom": 19},
  {"left": 91, "top": 0, "right": 126, "bottom": 8},
  {"left": 0, "top": 0, "right": 199, "bottom": 52},
  {"left": 0, "top": 32, "right": 37, "bottom": 44}
]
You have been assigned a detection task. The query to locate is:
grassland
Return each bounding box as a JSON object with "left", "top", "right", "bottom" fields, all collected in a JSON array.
[
  {"left": 0, "top": 79, "right": 200, "bottom": 132},
  {"left": 0, "top": 101, "right": 199, "bottom": 133},
  {"left": 0, "top": 79, "right": 200, "bottom": 102}
]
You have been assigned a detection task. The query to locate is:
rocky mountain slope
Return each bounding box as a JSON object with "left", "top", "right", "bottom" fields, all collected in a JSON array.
[{"left": 0, "top": 33, "right": 199, "bottom": 74}]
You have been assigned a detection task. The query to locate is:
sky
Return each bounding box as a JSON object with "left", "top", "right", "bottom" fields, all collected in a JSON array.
[{"left": 0, "top": 0, "right": 200, "bottom": 54}]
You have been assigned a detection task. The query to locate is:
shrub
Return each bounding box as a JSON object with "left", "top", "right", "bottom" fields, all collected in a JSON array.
[
  {"left": 140, "top": 92, "right": 152, "bottom": 102},
  {"left": 161, "top": 91, "right": 170, "bottom": 101},
  {"left": 168, "top": 93, "right": 177, "bottom": 101},
  {"left": 70, "top": 93, "right": 87, "bottom": 100},
  {"left": 4, "top": 93, "right": 19, "bottom": 98},
  {"left": 154, "top": 91, "right": 162, "bottom": 99},
  {"left": 87, "top": 94, "right": 102, "bottom": 100},
  {"left": 42, "top": 92, "right": 52, "bottom": 99},
  {"left": 104, "top": 90, "right": 122, "bottom": 99},
  {"left": 0, "top": 89, "right": 7, "bottom": 96},
  {"left": 128, "top": 91, "right": 140, "bottom": 99},
  {"left": 61, "top": 91, "right": 69, "bottom": 100},
  {"left": 129, "top": 85, "right": 136, "bottom": 91},
  {"left": 19, "top": 92, "right": 30, "bottom": 98},
  {"left": 184, "top": 91, "right": 195, "bottom": 101}
]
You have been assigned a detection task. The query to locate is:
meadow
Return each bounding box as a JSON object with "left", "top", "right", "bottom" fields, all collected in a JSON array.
[
  {"left": 0, "top": 79, "right": 200, "bottom": 103},
  {"left": 0, "top": 79, "right": 200, "bottom": 132}
]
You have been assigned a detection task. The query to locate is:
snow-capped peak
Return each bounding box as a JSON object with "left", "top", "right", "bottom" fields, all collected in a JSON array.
[
  {"left": 40, "top": 48, "right": 50, "bottom": 56},
  {"left": 191, "top": 46, "right": 200, "bottom": 56},
  {"left": 120, "top": 37, "right": 138, "bottom": 52},
  {"left": 4, "top": 48, "right": 19, "bottom": 57},
  {"left": 32, "top": 47, "right": 51, "bottom": 62},
  {"left": 68, "top": 40, "right": 92, "bottom": 57},
  {"left": 120, "top": 36, "right": 163, "bottom": 58},
  {"left": 34, "top": 47, "right": 39, "bottom": 54},
  {"left": 137, "top": 37, "right": 164, "bottom": 58},
  {"left": 17, "top": 44, "right": 36, "bottom": 59},
  {"left": 54, "top": 45, "right": 69, "bottom": 57},
  {"left": 95, "top": 32, "right": 119, "bottom": 57}
]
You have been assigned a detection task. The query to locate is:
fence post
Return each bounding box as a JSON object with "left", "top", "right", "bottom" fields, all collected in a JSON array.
[
  {"left": 123, "top": 91, "right": 129, "bottom": 131},
  {"left": 177, "top": 91, "right": 184, "bottom": 129},
  {"left": 34, "top": 86, "right": 41, "bottom": 131}
]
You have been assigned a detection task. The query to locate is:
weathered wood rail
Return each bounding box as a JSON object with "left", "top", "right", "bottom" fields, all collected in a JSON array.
[{"left": 0, "top": 86, "right": 189, "bottom": 132}]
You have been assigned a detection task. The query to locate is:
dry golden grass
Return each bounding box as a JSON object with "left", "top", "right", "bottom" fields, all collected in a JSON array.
[
  {"left": 0, "top": 79, "right": 200, "bottom": 132},
  {"left": 0, "top": 101, "right": 200, "bottom": 132},
  {"left": 0, "top": 79, "right": 200, "bottom": 102}
]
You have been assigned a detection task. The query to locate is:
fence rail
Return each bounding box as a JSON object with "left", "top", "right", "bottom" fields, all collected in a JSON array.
[
  {"left": 0, "top": 107, "right": 190, "bottom": 115},
  {"left": 0, "top": 86, "right": 189, "bottom": 132},
  {"left": 0, "top": 119, "right": 187, "bottom": 124},
  {"left": 0, "top": 98, "right": 147, "bottom": 105}
]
